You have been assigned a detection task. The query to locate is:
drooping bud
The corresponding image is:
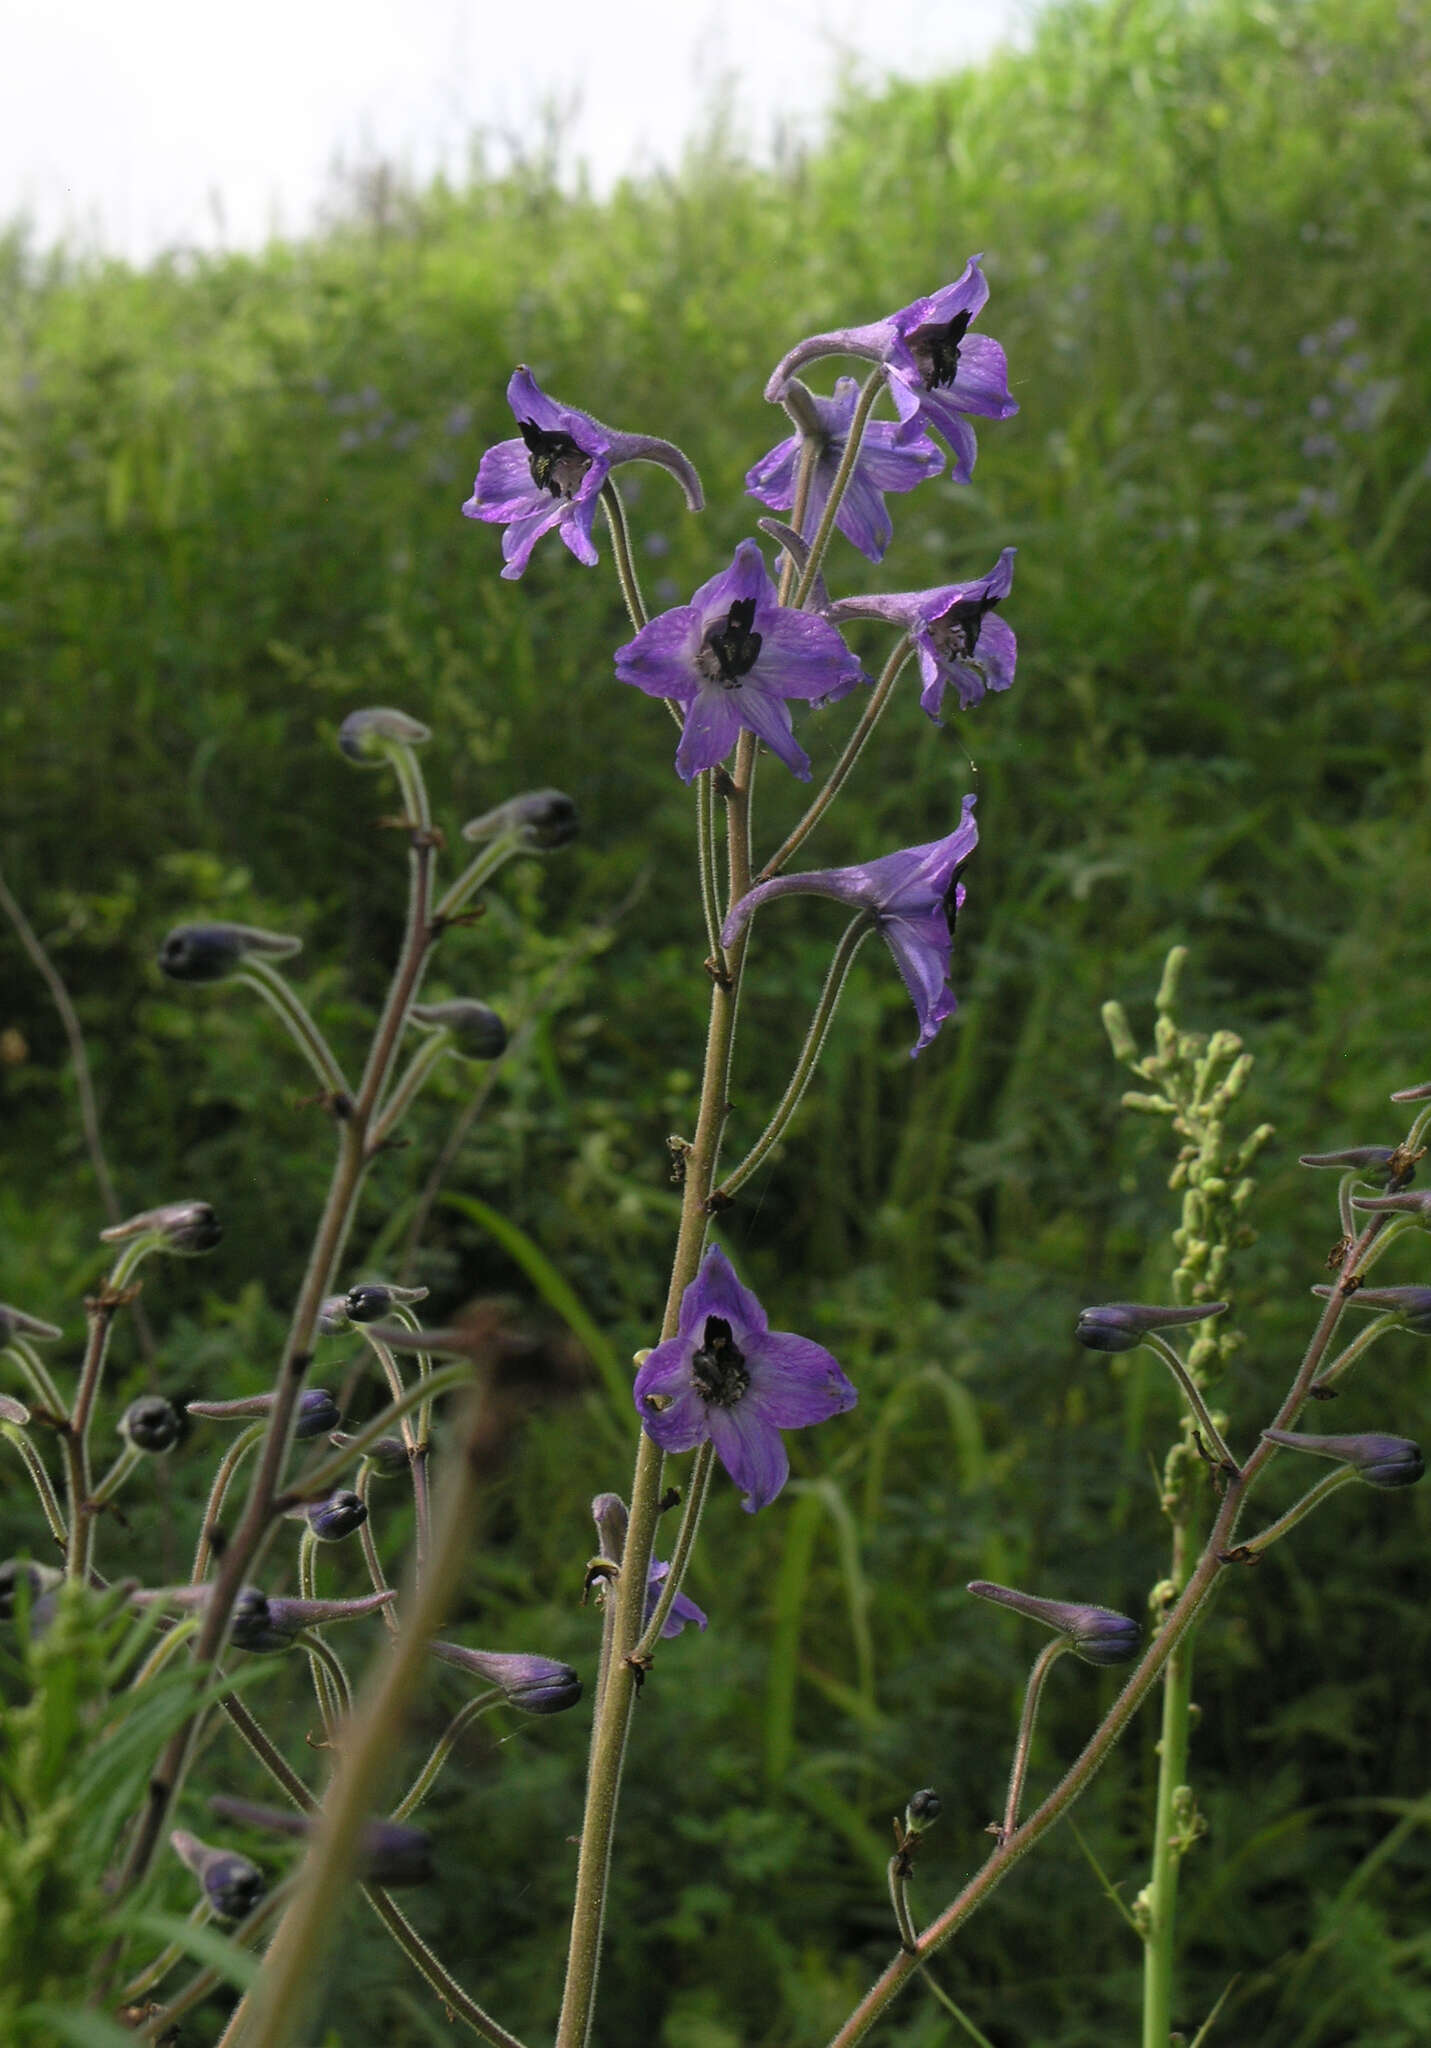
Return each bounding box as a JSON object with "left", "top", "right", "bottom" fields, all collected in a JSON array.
[
  {"left": 429, "top": 1640, "right": 582, "bottom": 1714},
  {"left": 1262, "top": 1428, "right": 1425, "bottom": 1489},
  {"left": 206, "top": 1584, "right": 395, "bottom": 1651},
  {"left": 157, "top": 923, "right": 302, "bottom": 984},
  {"left": 1299, "top": 1146, "right": 1404, "bottom": 1181},
  {"left": 591, "top": 1492, "right": 628, "bottom": 1561},
  {"left": 208, "top": 1797, "right": 435, "bottom": 1885},
  {"left": 119, "top": 1396, "right": 183, "bottom": 1455},
  {"left": 170, "top": 1830, "right": 267, "bottom": 1920},
  {"left": 409, "top": 1000, "right": 509, "bottom": 1060},
  {"left": 229, "top": 1587, "right": 294, "bottom": 1652},
  {"left": 100, "top": 1201, "right": 221, "bottom": 1256},
  {"left": 460, "top": 789, "right": 579, "bottom": 850},
  {"left": 302, "top": 1489, "right": 368, "bottom": 1542},
  {"left": 0, "top": 1304, "right": 63, "bottom": 1345},
  {"left": 1311, "top": 1284, "right": 1431, "bottom": 1332},
  {"left": 338, "top": 707, "right": 432, "bottom": 764},
  {"left": 1349, "top": 1190, "right": 1431, "bottom": 1218},
  {"left": 187, "top": 1388, "right": 341, "bottom": 1440},
  {"left": 328, "top": 1430, "right": 410, "bottom": 1477},
  {"left": 344, "top": 1281, "right": 429, "bottom": 1325},
  {"left": 967, "top": 1581, "right": 1142, "bottom": 1666},
  {"left": 1074, "top": 1301, "right": 1228, "bottom": 1355},
  {"left": 0, "top": 1394, "right": 29, "bottom": 1426},
  {"left": 904, "top": 1788, "right": 941, "bottom": 1833},
  {"left": 263, "top": 1590, "right": 397, "bottom": 1633}
]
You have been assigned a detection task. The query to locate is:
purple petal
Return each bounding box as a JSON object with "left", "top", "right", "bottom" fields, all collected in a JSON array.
[
  {"left": 614, "top": 606, "right": 703, "bottom": 702},
  {"left": 892, "top": 259, "right": 991, "bottom": 340},
  {"left": 499, "top": 499, "right": 569, "bottom": 579},
  {"left": 674, "top": 689, "right": 746, "bottom": 781},
  {"left": 752, "top": 608, "right": 864, "bottom": 703},
  {"left": 883, "top": 910, "right": 957, "bottom": 1056},
  {"left": 745, "top": 432, "right": 802, "bottom": 511},
  {"left": 680, "top": 1244, "right": 771, "bottom": 1347},
  {"left": 465, "top": 439, "right": 542, "bottom": 520},
  {"left": 632, "top": 1339, "right": 710, "bottom": 1451},
  {"left": 975, "top": 613, "right": 1017, "bottom": 692},
  {"left": 556, "top": 493, "right": 602, "bottom": 568},
  {"left": 833, "top": 469, "right": 895, "bottom": 562},
  {"left": 734, "top": 685, "right": 811, "bottom": 780},
  {"left": 950, "top": 333, "right": 1018, "bottom": 420},
  {"left": 647, "top": 1561, "right": 709, "bottom": 1638},
  {"left": 904, "top": 387, "right": 981, "bottom": 479},
  {"left": 749, "top": 1332, "right": 858, "bottom": 1426},
  {"left": 506, "top": 367, "right": 609, "bottom": 453},
  {"left": 705, "top": 1401, "right": 791, "bottom": 1512}
]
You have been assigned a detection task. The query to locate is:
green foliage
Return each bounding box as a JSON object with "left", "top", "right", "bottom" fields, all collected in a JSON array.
[{"left": 3, "top": 0, "right": 1431, "bottom": 2040}]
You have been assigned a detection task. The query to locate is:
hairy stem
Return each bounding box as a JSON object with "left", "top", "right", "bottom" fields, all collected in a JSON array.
[
  {"left": 757, "top": 641, "right": 913, "bottom": 882},
  {"left": 1001, "top": 1637, "right": 1070, "bottom": 1843}
]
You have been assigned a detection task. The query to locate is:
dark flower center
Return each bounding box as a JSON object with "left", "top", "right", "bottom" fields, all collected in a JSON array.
[
  {"left": 941, "top": 853, "right": 973, "bottom": 928},
  {"left": 690, "top": 1316, "right": 750, "bottom": 1407},
  {"left": 908, "top": 308, "right": 973, "bottom": 390},
  {"left": 519, "top": 418, "right": 590, "bottom": 499},
  {"left": 930, "top": 592, "right": 999, "bottom": 662},
  {"left": 697, "top": 598, "right": 763, "bottom": 688}
]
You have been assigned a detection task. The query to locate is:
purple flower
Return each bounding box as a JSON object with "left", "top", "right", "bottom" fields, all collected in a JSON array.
[
  {"left": 722, "top": 796, "right": 978, "bottom": 1057},
  {"left": 746, "top": 376, "right": 944, "bottom": 564},
  {"left": 633, "top": 1245, "right": 856, "bottom": 1512},
  {"left": 646, "top": 1560, "right": 708, "bottom": 1639},
  {"left": 829, "top": 549, "right": 1017, "bottom": 721},
  {"left": 765, "top": 258, "right": 1017, "bottom": 482},
  {"left": 614, "top": 539, "right": 865, "bottom": 782},
  {"left": 463, "top": 367, "right": 702, "bottom": 580}
]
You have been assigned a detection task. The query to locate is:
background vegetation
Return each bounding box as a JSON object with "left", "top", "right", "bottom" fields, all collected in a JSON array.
[{"left": 3, "top": 0, "right": 1431, "bottom": 2038}]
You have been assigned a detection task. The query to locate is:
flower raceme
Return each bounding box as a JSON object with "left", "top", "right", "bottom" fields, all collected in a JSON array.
[
  {"left": 764, "top": 256, "right": 1017, "bottom": 482},
  {"left": 745, "top": 375, "right": 944, "bottom": 564},
  {"left": 828, "top": 549, "right": 1018, "bottom": 722},
  {"left": 723, "top": 795, "right": 979, "bottom": 1057},
  {"left": 614, "top": 538, "right": 865, "bottom": 782},
  {"left": 463, "top": 367, "right": 703, "bottom": 580},
  {"left": 633, "top": 1246, "right": 856, "bottom": 1512}
]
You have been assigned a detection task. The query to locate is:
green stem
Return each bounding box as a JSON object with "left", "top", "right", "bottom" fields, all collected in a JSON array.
[
  {"left": 696, "top": 770, "right": 724, "bottom": 967},
  {"left": 291, "top": 1360, "right": 467, "bottom": 1503},
  {"left": 630, "top": 1443, "right": 714, "bottom": 1661},
  {"left": 354, "top": 1465, "right": 399, "bottom": 1634},
  {"left": 776, "top": 435, "right": 820, "bottom": 606},
  {"left": 601, "top": 477, "right": 648, "bottom": 631},
  {"left": 888, "top": 1859, "right": 919, "bottom": 1953},
  {"left": 129, "top": 1619, "right": 198, "bottom": 1690},
  {"left": 793, "top": 369, "right": 885, "bottom": 608},
  {"left": 88, "top": 1440, "right": 141, "bottom": 1508},
  {"left": 711, "top": 915, "right": 875, "bottom": 1202},
  {"left": 432, "top": 827, "right": 522, "bottom": 927},
  {"left": 1142, "top": 1525, "right": 1197, "bottom": 2048},
  {"left": 1141, "top": 1335, "right": 1239, "bottom": 1472},
  {"left": 370, "top": 1032, "right": 451, "bottom": 1149},
  {"left": 1002, "top": 1638, "right": 1070, "bottom": 1843},
  {"left": 757, "top": 642, "right": 913, "bottom": 882},
  {"left": 1232, "top": 1465, "right": 1356, "bottom": 1556},
  {"left": 191, "top": 1423, "right": 265, "bottom": 1583},
  {"left": 4, "top": 1335, "right": 65, "bottom": 1416},
  {"left": 66, "top": 1285, "right": 126, "bottom": 1581},
  {"left": 237, "top": 959, "right": 352, "bottom": 1100},
  {"left": 1, "top": 1422, "right": 67, "bottom": 1548},
  {"left": 389, "top": 1691, "right": 503, "bottom": 1820},
  {"left": 297, "top": 1627, "right": 355, "bottom": 1731},
  {"left": 1311, "top": 1313, "right": 1395, "bottom": 1392},
  {"left": 361, "top": 1884, "right": 532, "bottom": 2048}
]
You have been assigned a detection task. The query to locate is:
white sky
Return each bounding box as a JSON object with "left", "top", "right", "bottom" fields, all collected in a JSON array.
[{"left": 1, "top": 0, "right": 1029, "bottom": 264}]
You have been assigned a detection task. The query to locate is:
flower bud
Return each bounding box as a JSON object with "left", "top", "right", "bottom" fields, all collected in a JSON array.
[
  {"left": 1262, "top": 1428, "right": 1425, "bottom": 1489},
  {"left": 229, "top": 1587, "right": 294, "bottom": 1652},
  {"left": 119, "top": 1396, "right": 182, "bottom": 1455},
  {"left": 157, "top": 922, "right": 302, "bottom": 984},
  {"left": 1390, "top": 1080, "right": 1431, "bottom": 1102},
  {"left": 207, "top": 1797, "right": 434, "bottom": 1885},
  {"left": 1348, "top": 1190, "right": 1431, "bottom": 1218},
  {"left": 329, "top": 1430, "right": 410, "bottom": 1476},
  {"left": 591, "top": 1492, "right": 628, "bottom": 1561},
  {"left": 303, "top": 1488, "right": 367, "bottom": 1541},
  {"left": 208, "top": 1584, "right": 395, "bottom": 1650},
  {"left": 967, "top": 1581, "right": 1141, "bottom": 1666},
  {"left": 429, "top": 1641, "right": 582, "bottom": 1714},
  {"left": 100, "top": 1200, "right": 221, "bottom": 1256},
  {"left": 344, "top": 1281, "right": 429, "bottom": 1325},
  {"left": 338, "top": 706, "right": 432, "bottom": 763},
  {"left": 170, "top": 1830, "right": 266, "bottom": 1920},
  {"left": 186, "top": 1388, "right": 340, "bottom": 1440},
  {"left": 1074, "top": 1301, "right": 1227, "bottom": 1355},
  {"left": 905, "top": 1788, "right": 941, "bottom": 1832},
  {"left": 409, "top": 999, "right": 509, "bottom": 1060},
  {"left": 317, "top": 1295, "right": 353, "bottom": 1336},
  {"left": 0, "top": 1304, "right": 63, "bottom": 1346},
  {"left": 460, "top": 788, "right": 579, "bottom": 850},
  {"left": 0, "top": 1394, "right": 29, "bottom": 1426},
  {"left": 1312, "top": 1283, "right": 1431, "bottom": 1332},
  {"left": 264, "top": 1590, "right": 397, "bottom": 1633},
  {"left": 1299, "top": 1145, "right": 1403, "bottom": 1181}
]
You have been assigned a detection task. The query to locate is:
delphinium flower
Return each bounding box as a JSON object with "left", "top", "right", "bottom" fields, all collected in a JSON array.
[
  {"left": 614, "top": 538, "right": 865, "bottom": 782},
  {"left": 632, "top": 1245, "right": 856, "bottom": 1512},
  {"left": 765, "top": 257, "right": 1017, "bottom": 481},
  {"left": 746, "top": 376, "right": 944, "bottom": 564},
  {"left": 722, "top": 795, "right": 978, "bottom": 1056},
  {"left": 645, "top": 1560, "right": 708, "bottom": 1638},
  {"left": 828, "top": 550, "right": 1017, "bottom": 722},
  {"left": 464, "top": 367, "right": 703, "bottom": 580}
]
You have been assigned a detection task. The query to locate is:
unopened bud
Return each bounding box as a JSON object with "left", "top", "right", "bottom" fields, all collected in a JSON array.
[
  {"left": 345, "top": 1281, "right": 429, "bottom": 1325},
  {"left": 1101, "top": 1001, "right": 1137, "bottom": 1064},
  {"left": 0, "top": 1394, "right": 29, "bottom": 1426},
  {"left": 170, "top": 1831, "right": 266, "bottom": 1920},
  {"left": 302, "top": 1488, "right": 367, "bottom": 1542},
  {"left": 229, "top": 1587, "right": 294, "bottom": 1652},
  {"left": 905, "top": 1788, "right": 941, "bottom": 1832},
  {"left": 1075, "top": 1301, "right": 1227, "bottom": 1355},
  {"left": 591, "top": 1492, "right": 628, "bottom": 1561},
  {"left": 208, "top": 1797, "right": 434, "bottom": 1884},
  {"left": 460, "top": 788, "right": 579, "bottom": 850},
  {"left": 1312, "top": 1283, "right": 1431, "bottom": 1332},
  {"left": 1300, "top": 1146, "right": 1404, "bottom": 1183},
  {"left": 1349, "top": 1190, "right": 1431, "bottom": 1218},
  {"left": 329, "top": 1430, "right": 409, "bottom": 1476},
  {"left": 187, "top": 1388, "right": 340, "bottom": 1440},
  {"left": 157, "top": 922, "right": 301, "bottom": 984},
  {"left": 1262, "top": 1428, "right": 1424, "bottom": 1489},
  {"left": 317, "top": 1295, "right": 353, "bottom": 1336},
  {"left": 120, "top": 1396, "right": 182, "bottom": 1455},
  {"left": 338, "top": 706, "right": 431, "bottom": 763},
  {"left": 409, "top": 999, "right": 509, "bottom": 1060},
  {"left": 429, "top": 1641, "right": 582, "bottom": 1714},
  {"left": 967, "top": 1581, "right": 1141, "bottom": 1666},
  {"left": 100, "top": 1200, "right": 221, "bottom": 1256}
]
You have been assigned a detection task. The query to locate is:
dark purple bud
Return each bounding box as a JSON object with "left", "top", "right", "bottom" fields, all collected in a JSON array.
[
  {"left": 264, "top": 1589, "right": 397, "bottom": 1632},
  {"left": 100, "top": 1200, "right": 221, "bottom": 1256},
  {"left": 338, "top": 706, "right": 432, "bottom": 763},
  {"left": 967, "top": 1580, "right": 1141, "bottom": 1666},
  {"left": 1262, "top": 1427, "right": 1425, "bottom": 1488},
  {"left": 170, "top": 1830, "right": 266, "bottom": 1921},
  {"left": 329, "top": 1429, "right": 410, "bottom": 1476},
  {"left": 1299, "top": 1146, "right": 1401, "bottom": 1178},
  {"left": 460, "top": 788, "right": 579, "bottom": 850},
  {"left": 0, "top": 1558, "right": 63, "bottom": 1623},
  {"left": 345, "top": 1281, "right": 429, "bottom": 1325},
  {"left": 905, "top": 1788, "right": 941, "bottom": 1831},
  {"left": 186, "top": 1388, "right": 340, "bottom": 1440},
  {"left": 304, "top": 1489, "right": 367, "bottom": 1541},
  {"left": 1074, "top": 1301, "right": 1227, "bottom": 1354},
  {"left": 1312, "top": 1283, "right": 1431, "bottom": 1332},
  {"left": 208, "top": 1797, "right": 434, "bottom": 1885},
  {"left": 0, "top": 1304, "right": 63, "bottom": 1345},
  {"left": 158, "top": 922, "right": 302, "bottom": 984},
  {"left": 429, "top": 1640, "right": 582, "bottom": 1714},
  {"left": 409, "top": 1000, "right": 508, "bottom": 1060},
  {"left": 229, "top": 1587, "right": 294, "bottom": 1652},
  {"left": 119, "top": 1396, "right": 182, "bottom": 1454},
  {"left": 1349, "top": 1190, "right": 1431, "bottom": 1218}
]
